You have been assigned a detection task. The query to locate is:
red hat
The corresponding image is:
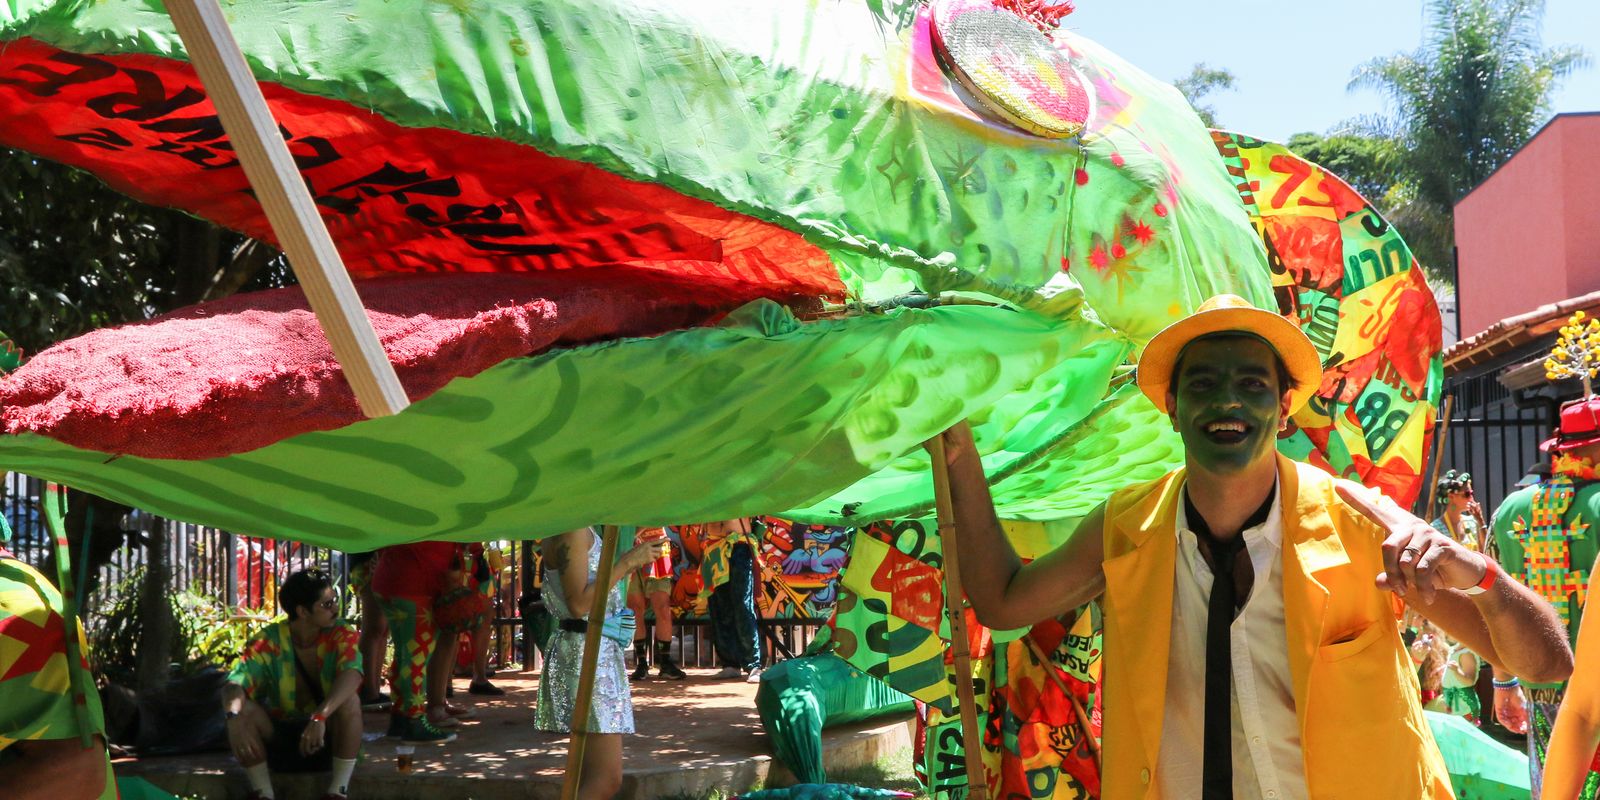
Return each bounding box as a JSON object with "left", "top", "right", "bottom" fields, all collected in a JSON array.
[{"left": 1542, "top": 396, "right": 1600, "bottom": 452}]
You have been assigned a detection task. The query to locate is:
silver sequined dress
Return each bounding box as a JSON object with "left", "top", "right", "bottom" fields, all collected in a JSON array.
[{"left": 534, "top": 529, "right": 634, "bottom": 734}]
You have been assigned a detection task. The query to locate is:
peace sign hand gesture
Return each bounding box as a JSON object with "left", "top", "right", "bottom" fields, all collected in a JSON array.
[{"left": 1336, "top": 481, "right": 1490, "bottom": 605}]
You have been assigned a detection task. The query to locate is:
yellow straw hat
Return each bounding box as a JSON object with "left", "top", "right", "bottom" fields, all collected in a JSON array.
[{"left": 1136, "top": 294, "right": 1322, "bottom": 415}]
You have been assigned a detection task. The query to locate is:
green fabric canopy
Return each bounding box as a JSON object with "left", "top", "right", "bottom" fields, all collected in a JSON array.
[{"left": 0, "top": 0, "right": 1274, "bottom": 543}]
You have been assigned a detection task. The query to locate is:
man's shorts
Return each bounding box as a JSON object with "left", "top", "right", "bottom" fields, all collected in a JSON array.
[
  {"left": 630, "top": 573, "right": 672, "bottom": 597},
  {"left": 265, "top": 718, "right": 335, "bottom": 773}
]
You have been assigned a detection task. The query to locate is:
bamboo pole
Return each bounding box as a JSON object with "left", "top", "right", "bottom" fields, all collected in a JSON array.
[
  {"left": 1022, "top": 636, "right": 1100, "bottom": 768},
  {"left": 163, "top": 0, "right": 409, "bottom": 418},
  {"left": 928, "top": 431, "right": 990, "bottom": 800},
  {"left": 560, "top": 525, "right": 623, "bottom": 800},
  {"left": 1424, "top": 395, "right": 1456, "bottom": 522},
  {"left": 41, "top": 484, "right": 93, "bottom": 749}
]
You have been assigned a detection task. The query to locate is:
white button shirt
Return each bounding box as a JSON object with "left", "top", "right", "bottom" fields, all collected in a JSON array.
[{"left": 1155, "top": 483, "right": 1309, "bottom": 800}]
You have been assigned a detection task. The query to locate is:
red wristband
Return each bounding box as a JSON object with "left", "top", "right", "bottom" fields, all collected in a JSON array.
[
  {"left": 311, "top": 712, "right": 327, "bottom": 723},
  {"left": 1464, "top": 554, "right": 1498, "bottom": 596}
]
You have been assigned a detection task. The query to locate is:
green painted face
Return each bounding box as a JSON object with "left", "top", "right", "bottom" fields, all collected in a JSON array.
[{"left": 1166, "top": 336, "right": 1290, "bottom": 476}]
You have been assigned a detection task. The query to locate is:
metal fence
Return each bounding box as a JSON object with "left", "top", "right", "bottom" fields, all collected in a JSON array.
[
  {"left": 1423, "top": 373, "right": 1556, "bottom": 521},
  {"left": 3, "top": 472, "right": 820, "bottom": 673}
]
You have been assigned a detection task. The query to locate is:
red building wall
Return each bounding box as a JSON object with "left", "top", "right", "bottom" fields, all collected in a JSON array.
[{"left": 1454, "top": 113, "right": 1600, "bottom": 337}]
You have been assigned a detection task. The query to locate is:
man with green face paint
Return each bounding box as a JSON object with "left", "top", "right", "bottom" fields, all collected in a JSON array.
[{"left": 936, "top": 294, "right": 1572, "bottom": 800}]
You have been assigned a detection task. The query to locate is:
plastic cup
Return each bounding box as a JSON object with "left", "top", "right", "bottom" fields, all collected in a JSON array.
[{"left": 396, "top": 744, "right": 414, "bottom": 774}]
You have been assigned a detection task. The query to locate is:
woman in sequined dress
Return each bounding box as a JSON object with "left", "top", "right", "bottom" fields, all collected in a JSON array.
[{"left": 535, "top": 527, "right": 671, "bottom": 800}]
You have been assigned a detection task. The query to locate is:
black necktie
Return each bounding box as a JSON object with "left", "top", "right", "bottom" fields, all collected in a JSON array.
[
  {"left": 1202, "top": 531, "right": 1245, "bottom": 800},
  {"left": 1185, "top": 489, "right": 1271, "bottom": 800}
]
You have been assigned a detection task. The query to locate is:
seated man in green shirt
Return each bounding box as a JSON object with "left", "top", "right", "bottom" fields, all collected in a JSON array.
[
  {"left": 0, "top": 522, "right": 116, "bottom": 800},
  {"left": 223, "top": 569, "right": 363, "bottom": 800}
]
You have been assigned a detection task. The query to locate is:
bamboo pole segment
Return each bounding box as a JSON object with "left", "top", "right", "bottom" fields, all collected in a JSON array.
[
  {"left": 163, "top": 0, "right": 409, "bottom": 418},
  {"left": 1424, "top": 395, "right": 1456, "bottom": 522},
  {"left": 1022, "top": 636, "right": 1101, "bottom": 768},
  {"left": 560, "top": 525, "right": 623, "bottom": 800},
  {"left": 928, "top": 431, "right": 991, "bottom": 800}
]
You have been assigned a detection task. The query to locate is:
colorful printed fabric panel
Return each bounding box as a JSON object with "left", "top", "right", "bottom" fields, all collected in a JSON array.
[
  {"left": 1212, "top": 132, "right": 1443, "bottom": 508},
  {"left": 647, "top": 518, "right": 849, "bottom": 621},
  {"left": 825, "top": 519, "right": 1101, "bottom": 798},
  {"left": 227, "top": 620, "right": 361, "bottom": 719}
]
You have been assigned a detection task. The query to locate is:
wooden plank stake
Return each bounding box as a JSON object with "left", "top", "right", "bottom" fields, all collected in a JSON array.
[
  {"left": 928, "top": 428, "right": 991, "bottom": 800},
  {"left": 560, "top": 525, "right": 623, "bottom": 800},
  {"left": 1424, "top": 395, "right": 1456, "bottom": 522},
  {"left": 163, "top": 0, "right": 409, "bottom": 418},
  {"left": 1022, "top": 636, "right": 1100, "bottom": 769}
]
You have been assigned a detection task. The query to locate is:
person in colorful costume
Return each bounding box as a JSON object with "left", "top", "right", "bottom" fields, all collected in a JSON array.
[
  {"left": 1441, "top": 638, "right": 1483, "bottom": 723},
  {"left": 702, "top": 518, "right": 765, "bottom": 682},
  {"left": 1500, "top": 396, "right": 1600, "bottom": 798},
  {"left": 534, "top": 527, "right": 667, "bottom": 800},
  {"left": 0, "top": 521, "right": 117, "bottom": 800},
  {"left": 344, "top": 551, "right": 391, "bottom": 711},
  {"left": 1433, "top": 470, "right": 1490, "bottom": 553},
  {"left": 370, "top": 541, "right": 464, "bottom": 742},
  {"left": 626, "top": 527, "right": 687, "bottom": 681},
  {"left": 223, "top": 569, "right": 363, "bottom": 800},
  {"left": 464, "top": 543, "right": 506, "bottom": 696},
  {"left": 937, "top": 295, "right": 1572, "bottom": 799}
]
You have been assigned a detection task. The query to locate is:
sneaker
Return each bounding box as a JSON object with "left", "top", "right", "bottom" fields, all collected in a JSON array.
[
  {"left": 426, "top": 708, "right": 459, "bottom": 728},
  {"left": 399, "top": 716, "right": 457, "bottom": 744},
  {"left": 714, "top": 666, "right": 743, "bottom": 679},
  {"left": 444, "top": 702, "right": 475, "bottom": 719},
  {"left": 656, "top": 657, "right": 687, "bottom": 681},
  {"left": 360, "top": 690, "right": 392, "bottom": 712},
  {"left": 745, "top": 667, "right": 764, "bottom": 684},
  {"left": 630, "top": 660, "right": 651, "bottom": 681},
  {"left": 468, "top": 680, "right": 506, "bottom": 696}
]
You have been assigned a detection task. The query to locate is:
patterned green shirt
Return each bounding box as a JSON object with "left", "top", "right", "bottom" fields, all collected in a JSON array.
[
  {"left": 1492, "top": 479, "right": 1600, "bottom": 690},
  {"left": 228, "top": 619, "right": 362, "bottom": 720}
]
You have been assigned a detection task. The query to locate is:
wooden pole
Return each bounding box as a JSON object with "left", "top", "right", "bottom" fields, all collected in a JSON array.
[
  {"left": 1424, "top": 395, "right": 1456, "bottom": 522},
  {"left": 560, "top": 525, "right": 623, "bottom": 800},
  {"left": 1022, "top": 636, "right": 1101, "bottom": 768},
  {"left": 163, "top": 0, "right": 409, "bottom": 418},
  {"left": 928, "top": 430, "right": 990, "bottom": 800}
]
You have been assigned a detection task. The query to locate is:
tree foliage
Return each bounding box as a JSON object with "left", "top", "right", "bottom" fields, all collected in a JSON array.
[
  {"left": 1173, "top": 63, "right": 1237, "bottom": 128},
  {"left": 0, "top": 147, "right": 290, "bottom": 354},
  {"left": 1348, "top": 0, "right": 1588, "bottom": 275}
]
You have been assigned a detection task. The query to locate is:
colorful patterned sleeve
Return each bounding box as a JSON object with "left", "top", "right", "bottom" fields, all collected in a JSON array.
[
  {"left": 330, "top": 622, "right": 362, "bottom": 676},
  {"left": 227, "top": 630, "right": 278, "bottom": 698},
  {"left": 0, "top": 563, "right": 81, "bottom": 749}
]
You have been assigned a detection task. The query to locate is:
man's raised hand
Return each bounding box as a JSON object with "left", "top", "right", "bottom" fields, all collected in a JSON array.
[{"left": 1335, "top": 481, "right": 1490, "bottom": 604}]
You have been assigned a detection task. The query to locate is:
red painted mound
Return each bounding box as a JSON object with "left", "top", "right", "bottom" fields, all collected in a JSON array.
[{"left": 1, "top": 271, "right": 743, "bottom": 459}]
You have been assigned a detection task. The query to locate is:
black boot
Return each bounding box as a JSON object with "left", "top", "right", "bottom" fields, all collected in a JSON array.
[
  {"left": 630, "top": 640, "right": 651, "bottom": 681},
  {"left": 655, "top": 640, "right": 687, "bottom": 680}
]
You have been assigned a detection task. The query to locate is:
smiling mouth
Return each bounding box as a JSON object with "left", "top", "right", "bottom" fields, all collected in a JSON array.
[{"left": 1203, "top": 419, "right": 1251, "bottom": 444}]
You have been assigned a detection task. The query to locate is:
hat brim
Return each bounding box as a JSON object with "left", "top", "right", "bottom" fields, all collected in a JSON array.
[
  {"left": 1136, "top": 305, "right": 1322, "bottom": 415},
  {"left": 1541, "top": 430, "right": 1600, "bottom": 452}
]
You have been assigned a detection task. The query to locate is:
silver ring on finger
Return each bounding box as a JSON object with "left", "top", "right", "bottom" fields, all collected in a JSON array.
[{"left": 1400, "top": 546, "right": 1422, "bottom": 560}]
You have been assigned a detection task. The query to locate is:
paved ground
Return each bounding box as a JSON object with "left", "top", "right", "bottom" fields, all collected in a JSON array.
[{"left": 117, "top": 669, "right": 914, "bottom": 799}]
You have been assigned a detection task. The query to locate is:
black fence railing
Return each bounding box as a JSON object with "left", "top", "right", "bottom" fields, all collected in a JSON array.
[
  {"left": 1423, "top": 373, "right": 1555, "bottom": 521},
  {"left": 4, "top": 472, "right": 824, "bottom": 675}
]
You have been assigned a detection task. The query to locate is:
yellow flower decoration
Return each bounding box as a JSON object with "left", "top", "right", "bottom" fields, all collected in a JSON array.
[{"left": 1548, "top": 310, "right": 1600, "bottom": 397}]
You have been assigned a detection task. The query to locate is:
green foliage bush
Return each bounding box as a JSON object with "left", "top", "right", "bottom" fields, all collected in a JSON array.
[{"left": 89, "top": 568, "right": 274, "bottom": 682}]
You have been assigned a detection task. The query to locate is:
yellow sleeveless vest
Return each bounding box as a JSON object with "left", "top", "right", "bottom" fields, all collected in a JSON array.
[{"left": 1097, "top": 455, "right": 1454, "bottom": 799}]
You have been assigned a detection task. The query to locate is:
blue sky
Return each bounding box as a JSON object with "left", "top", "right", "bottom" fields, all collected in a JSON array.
[{"left": 1064, "top": 0, "right": 1599, "bottom": 142}]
